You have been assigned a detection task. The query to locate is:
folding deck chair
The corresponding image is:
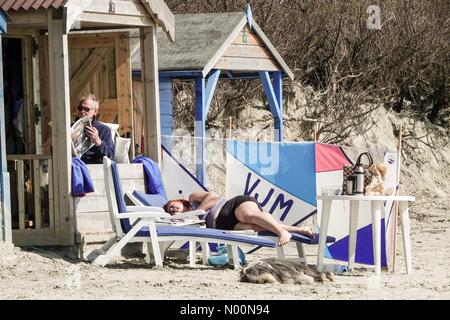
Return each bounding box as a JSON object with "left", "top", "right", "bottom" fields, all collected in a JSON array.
[
  {"left": 127, "top": 190, "right": 336, "bottom": 265},
  {"left": 92, "top": 157, "right": 276, "bottom": 269}
]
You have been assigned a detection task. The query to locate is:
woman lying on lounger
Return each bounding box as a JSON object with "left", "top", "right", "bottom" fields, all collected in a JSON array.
[{"left": 163, "top": 192, "right": 314, "bottom": 246}]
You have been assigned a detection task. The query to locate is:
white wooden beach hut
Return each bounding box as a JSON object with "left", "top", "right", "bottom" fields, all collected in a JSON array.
[{"left": 0, "top": 0, "right": 174, "bottom": 249}]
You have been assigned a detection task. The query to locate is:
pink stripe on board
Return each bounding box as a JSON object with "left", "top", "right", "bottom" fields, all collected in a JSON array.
[{"left": 315, "top": 143, "right": 351, "bottom": 173}]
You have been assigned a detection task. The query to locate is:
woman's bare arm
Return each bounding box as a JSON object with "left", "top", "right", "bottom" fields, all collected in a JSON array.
[{"left": 189, "top": 192, "right": 219, "bottom": 211}]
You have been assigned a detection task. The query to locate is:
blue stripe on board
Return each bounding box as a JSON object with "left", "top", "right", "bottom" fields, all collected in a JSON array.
[
  {"left": 327, "top": 219, "right": 387, "bottom": 266},
  {"left": 227, "top": 140, "right": 317, "bottom": 206}
]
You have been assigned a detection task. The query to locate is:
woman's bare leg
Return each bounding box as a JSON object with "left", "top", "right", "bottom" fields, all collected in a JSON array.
[
  {"left": 234, "top": 222, "right": 265, "bottom": 232},
  {"left": 281, "top": 225, "right": 315, "bottom": 238},
  {"left": 235, "top": 222, "right": 315, "bottom": 238},
  {"left": 234, "top": 202, "right": 292, "bottom": 246}
]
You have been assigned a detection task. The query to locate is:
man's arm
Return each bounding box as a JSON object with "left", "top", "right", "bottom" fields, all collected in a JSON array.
[
  {"left": 189, "top": 192, "right": 219, "bottom": 211},
  {"left": 97, "top": 127, "right": 115, "bottom": 160},
  {"left": 88, "top": 123, "right": 115, "bottom": 160}
]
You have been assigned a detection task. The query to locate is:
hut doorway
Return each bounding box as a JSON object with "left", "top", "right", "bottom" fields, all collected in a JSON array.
[
  {"left": 2, "top": 36, "right": 55, "bottom": 245},
  {"left": 3, "top": 31, "right": 134, "bottom": 246}
]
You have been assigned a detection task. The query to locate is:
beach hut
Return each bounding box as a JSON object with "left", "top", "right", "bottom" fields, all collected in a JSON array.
[
  {"left": 0, "top": 0, "right": 174, "bottom": 247},
  {"left": 131, "top": 7, "right": 294, "bottom": 185}
]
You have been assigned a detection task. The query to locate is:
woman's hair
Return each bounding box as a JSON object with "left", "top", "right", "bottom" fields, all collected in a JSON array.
[{"left": 163, "top": 199, "right": 192, "bottom": 213}]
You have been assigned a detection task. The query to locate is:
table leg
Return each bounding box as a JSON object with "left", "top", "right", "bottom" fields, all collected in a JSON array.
[
  {"left": 189, "top": 241, "right": 196, "bottom": 267},
  {"left": 201, "top": 242, "right": 210, "bottom": 265},
  {"left": 371, "top": 201, "right": 382, "bottom": 275},
  {"left": 348, "top": 200, "right": 359, "bottom": 271},
  {"left": 276, "top": 246, "right": 286, "bottom": 259},
  {"left": 317, "top": 199, "right": 332, "bottom": 272},
  {"left": 399, "top": 201, "right": 413, "bottom": 274}
]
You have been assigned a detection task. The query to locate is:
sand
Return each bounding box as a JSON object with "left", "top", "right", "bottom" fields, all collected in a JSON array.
[{"left": 0, "top": 198, "right": 448, "bottom": 300}]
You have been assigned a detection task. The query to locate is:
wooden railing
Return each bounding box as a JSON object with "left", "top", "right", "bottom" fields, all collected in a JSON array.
[{"left": 6, "top": 155, "right": 53, "bottom": 231}]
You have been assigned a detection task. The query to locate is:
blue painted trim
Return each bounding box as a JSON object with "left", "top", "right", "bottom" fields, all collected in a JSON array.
[
  {"left": 0, "top": 11, "right": 7, "bottom": 34},
  {"left": 259, "top": 71, "right": 283, "bottom": 141},
  {"left": 273, "top": 72, "right": 283, "bottom": 141},
  {"left": 133, "top": 70, "right": 204, "bottom": 80},
  {"left": 159, "top": 77, "right": 174, "bottom": 151},
  {"left": 273, "top": 72, "right": 282, "bottom": 111},
  {"left": 194, "top": 76, "right": 206, "bottom": 184},
  {"left": 133, "top": 69, "right": 290, "bottom": 81},
  {"left": 204, "top": 69, "right": 220, "bottom": 116}
]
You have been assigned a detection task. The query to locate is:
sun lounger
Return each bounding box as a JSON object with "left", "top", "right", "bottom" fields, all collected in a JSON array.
[
  {"left": 128, "top": 189, "right": 336, "bottom": 264},
  {"left": 92, "top": 157, "right": 276, "bottom": 269}
]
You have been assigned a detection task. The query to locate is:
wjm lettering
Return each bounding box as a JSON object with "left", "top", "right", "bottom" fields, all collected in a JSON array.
[{"left": 244, "top": 173, "right": 293, "bottom": 221}]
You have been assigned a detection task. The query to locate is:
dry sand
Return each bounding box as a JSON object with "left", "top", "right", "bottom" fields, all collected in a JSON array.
[{"left": 0, "top": 198, "right": 448, "bottom": 300}]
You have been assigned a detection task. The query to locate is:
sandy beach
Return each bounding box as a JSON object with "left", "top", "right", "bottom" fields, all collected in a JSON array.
[{"left": 1, "top": 195, "right": 448, "bottom": 301}]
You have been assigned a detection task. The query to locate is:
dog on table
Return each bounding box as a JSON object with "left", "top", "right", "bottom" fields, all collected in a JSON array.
[{"left": 240, "top": 258, "right": 334, "bottom": 285}]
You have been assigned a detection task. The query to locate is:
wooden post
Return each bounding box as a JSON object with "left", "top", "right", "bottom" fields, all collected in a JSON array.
[
  {"left": 140, "top": 26, "right": 161, "bottom": 165},
  {"left": 22, "top": 37, "right": 36, "bottom": 154},
  {"left": 48, "top": 10, "right": 74, "bottom": 245},
  {"left": 115, "top": 32, "right": 133, "bottom": 138},
  {"left": 392, "top": 125, "right": 404, "bottom": 272},
  {"left": 314, "top": 122, "right": 319, "bottom": 142},
  {"left": 0, "top": 33, "right": 12, "bottom": 242},
  {"left": 37, "top": 33, "right": 52, "bottom": 155}
]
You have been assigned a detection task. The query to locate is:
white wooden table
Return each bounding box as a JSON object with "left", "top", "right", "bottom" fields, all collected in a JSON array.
[{"left": 316, "top": 195, "right": 415, "bottom": 275}]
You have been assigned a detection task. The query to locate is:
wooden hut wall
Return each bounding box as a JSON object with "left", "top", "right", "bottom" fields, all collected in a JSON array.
[
  {"left": 160, "top": 78, "right": 173, "bottom": 136},
  {"left": 132, "top": 77, "right": 173, "bottom": 153},
  {"left": 67, "top": 32, "right": 132, "bottom": 137},
  {"left": 132, "top": 79, "right": 144, "bottom": 153},
  {"left": 214, "top": 26, "right": 280, "bottom": 72}
]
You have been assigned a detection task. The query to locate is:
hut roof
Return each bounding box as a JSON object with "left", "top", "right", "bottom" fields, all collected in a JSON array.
[
  {"left": 131, "top": 12, "right": 293, "bottom": 79},
  {"left": 0, "top": 0, "right": 67, "bottom": 11},
  {"left": 1, "top": 0, "right": 175, "bottom": 41}
]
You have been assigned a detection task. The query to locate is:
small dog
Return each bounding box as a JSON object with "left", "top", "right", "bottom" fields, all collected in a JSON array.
[{"left": 240, "top": 258, "right": 334, "bottom": 285}]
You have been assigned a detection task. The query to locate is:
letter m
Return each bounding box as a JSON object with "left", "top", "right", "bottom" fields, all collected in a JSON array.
[{"left": 269, "top": 194, "right": 293, "bottom": 221}]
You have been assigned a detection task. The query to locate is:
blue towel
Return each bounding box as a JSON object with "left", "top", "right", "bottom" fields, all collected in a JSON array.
[
  {"left": 131, "top": 156, "right": 167, "bottom": 198},
  {"left": 208, "top": 244, "right": 246, "bottom": 266},
  {"left": 71, "top": 157, "right": 95, "bottom": 197}
]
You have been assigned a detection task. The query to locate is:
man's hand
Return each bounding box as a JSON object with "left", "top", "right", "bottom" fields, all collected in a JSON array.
[{"left": 85, "top": 126, "right": 102, "bottom": 147}]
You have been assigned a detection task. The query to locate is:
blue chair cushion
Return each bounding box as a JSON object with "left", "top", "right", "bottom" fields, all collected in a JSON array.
[
  {"left": 110, "top": 161, "right": 133, "bottom": 232},
  {"left": 258, "top": 231, "right": 336, "bottom": 244},
  {"left": 132, "top": 190, "right": 168, "bottom": 207},
  {"left": 133, "top": 225, "right": 276, "bottom": 248}
]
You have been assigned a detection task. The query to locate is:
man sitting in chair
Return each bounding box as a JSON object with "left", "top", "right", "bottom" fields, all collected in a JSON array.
[
  {"left": 75, "top": 94, "right": 115, "bottom": 164},
  {"left": 163, "top": 192, "right": 314, "bottom": 246}
]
